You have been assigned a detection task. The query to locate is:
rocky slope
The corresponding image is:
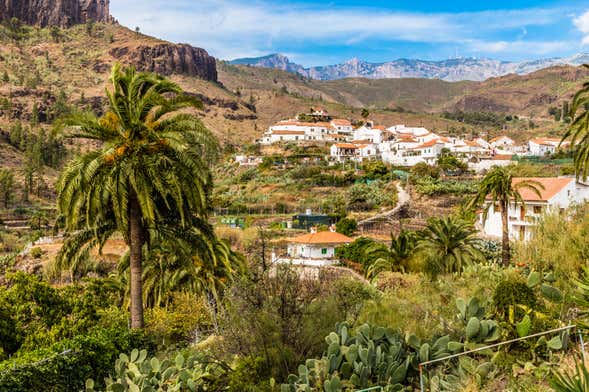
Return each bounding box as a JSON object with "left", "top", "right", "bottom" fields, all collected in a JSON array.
[
  {"left": 109, "top": 43, "right": 217, "bottom": 81},
  {"left": 0, "top": 0, "right": 114, "bottom": 27},
  {"left": 230, "top": 53, "right": 589, "bottom": 82}
]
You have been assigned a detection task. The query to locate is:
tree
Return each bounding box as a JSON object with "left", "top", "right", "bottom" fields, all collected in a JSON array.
[
  {"left": 436, "top": 148, "right": 467, "bottom": 175},
  {"left": 31, "top": 102, "right": 39, "bottom": 125},
  {"left": 85, "top": 18, "right": 94, "bottom": 36},
  {"left": 118, "top": 232, "right": 240, "bottom": 308},
  {"left": 2, "top": 71, "right": 8, "bottom": 83},
  {"left": 361, "top": 108, "right": 370, "bottom": 119},
  {"left": 135, "top": 26, "right": 140, "bottom": 35},
  {"left": 562, "top": 65, "right": 589, "bottom": 181},
  {"left": 468, "top": 166, "right": 543, "bottom": 267},
  {"left": 416, "top": 216, "right": 483, "bottom": 279},
  {"left": 335, "top": 218, "right": 357, "bottom": 236},
  {"left": 0, "top": 169, "right": 15, "bottom": 208},
  {"left": 366, "top": 229, "right": 417, "bottom": 278},
  {"left": 50, "top": 26, "right": 60, "bottom": 42},
  {"left": 56, "top": 64, "right": 221, "bottom": 329}
]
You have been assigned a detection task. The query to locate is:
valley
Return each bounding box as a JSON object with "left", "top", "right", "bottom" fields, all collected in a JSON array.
[{"left": 0, "top": 2, "right": 588, "bottom": 392}]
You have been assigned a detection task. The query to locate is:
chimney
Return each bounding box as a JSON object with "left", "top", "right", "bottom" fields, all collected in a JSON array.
[
  {"left": 329, "top": 225, "right": 336, "bottom": 232},
  {"left": 310, "top": 226, "right": 317, "bottom": 233}
]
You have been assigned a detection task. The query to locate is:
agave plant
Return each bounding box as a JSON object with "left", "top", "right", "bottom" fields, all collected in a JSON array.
[{"left": 550, "top": 359, "right": 589, "bottom": 392}]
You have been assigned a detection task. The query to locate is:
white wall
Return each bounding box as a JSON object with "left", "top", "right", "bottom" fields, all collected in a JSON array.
[
  {"left": 481, "top": 180, "right": 585, "bottom": 241},
  {"left": 287, "top": 243, "right": 336, "bottom": 259}
]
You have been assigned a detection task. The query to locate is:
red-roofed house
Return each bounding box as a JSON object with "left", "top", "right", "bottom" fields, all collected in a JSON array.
[
  {"left": 273, "top": 227, "right": 353, "bottom": 267},
  {"left": 528, "top": 137, "right": 568, "bottom": 156},
  {"left": 480, "top": 177, "right": 589, "bottom": 241}
]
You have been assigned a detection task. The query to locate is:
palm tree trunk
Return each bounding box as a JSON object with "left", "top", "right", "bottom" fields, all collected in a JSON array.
[
  {"left": 129, "top": 195, "right": 145, "bottom": 329},
  {"left": 501, "top": 202, "right": 510, "bottom": 267}
]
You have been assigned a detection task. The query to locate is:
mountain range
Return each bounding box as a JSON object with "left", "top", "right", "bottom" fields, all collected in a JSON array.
[{"left": 229, "top": 53, "right": 589, "bottom": 82}]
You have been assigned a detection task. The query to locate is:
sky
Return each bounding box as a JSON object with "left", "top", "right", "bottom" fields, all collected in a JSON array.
[{"left": 111, "top": 0, "right": 589, "bottom": 67}]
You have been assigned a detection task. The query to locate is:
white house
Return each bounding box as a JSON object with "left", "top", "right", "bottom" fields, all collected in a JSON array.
[
  {"left": 330, "top": 119, "right": 353, "bottom": 134},
  {"left": 480, "top": 177, "right": 589, "bottom": 241},
  {"left": 330, "top": 142, "right": 378, "bottom": 162},
  {"left": 528, "top": 137, "right": 568, "bottom": 156},
  {"left": 235, "top": 155, "right": 263, "bottom": 166},
  {"left": 490, "top": 136, "right": 515, "bottom": 149},
  {"left": 275, "top": 229, "right": 353, "bottom": 267},
  {"left": 353, "top": 125, "right": 383, "bottom": 144}
]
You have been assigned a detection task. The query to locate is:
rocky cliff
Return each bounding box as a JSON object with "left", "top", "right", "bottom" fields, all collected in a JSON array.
[
  {"left": 0, "top": 0, "right": 113, "bottom": 27},
  {"left": 109, "top": 43, "right": 218, "bottom": 82}
]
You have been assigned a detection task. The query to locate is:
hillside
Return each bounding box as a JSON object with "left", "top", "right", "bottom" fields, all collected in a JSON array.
[{"left": 1, "top": 19, "right": 587, "bottom": 182}]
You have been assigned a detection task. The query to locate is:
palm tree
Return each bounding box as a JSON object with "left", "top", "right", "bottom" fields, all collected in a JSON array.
[
  {"left": 365, "top": 229, "right": 416, "bottom": 279},
  {"left": 56, "top": 64, "right": 220, "bottom": 328},
  {"left": 416, "top": 216, "right": 483, "bottom": 279},
  {"left": 562, "top": 64, "right": 589, "bottom": 180},
  {"left": 469, "top": 166, "right": 543, "bottom": 267},
  {"left": 118, "top": 223, "right": 241, "bottom": 308}
]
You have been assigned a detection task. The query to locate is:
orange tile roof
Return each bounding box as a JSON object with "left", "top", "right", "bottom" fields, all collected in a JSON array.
[
  {"left": 271, "top": 130, "right": 306, "bottom": 135},
  {"left": 512, "top": 177, "right": 574, "bottom": 202},
  {"left": 492, "top": 154, "right": 513, "bottom": 160},
  {"left": 372, "top": 125, "right": 386, "bottom": 130},
  {"left": 290, "top": 231, "right": 353, "bottom": 244},
  {"left": 278, "top": 121, "right": 332, "bottom": 127},
  {"left": 334, "top": 143, "right": 359, "bottom": 149},
  {"left": 331, "top": 119, "right": 351, "bottom": 125},
  {"left": 529, "top": 137, "right": 563, "bottom": 146},
  {"left": 411, "top": 139, "right": 442, "bottom": 149},
  {"left": 490, "top": 136, "right": 513, "bottom": 143}
]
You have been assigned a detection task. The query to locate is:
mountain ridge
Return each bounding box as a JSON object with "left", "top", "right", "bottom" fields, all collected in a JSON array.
[{"left": 229, "top": 53, "right": 589, "bottom": 82}]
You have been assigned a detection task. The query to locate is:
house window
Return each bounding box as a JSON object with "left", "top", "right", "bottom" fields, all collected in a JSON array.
[
  {"left": 321, "top": 248, "right": 328, "bottom": 255},
  {"left": 533, "top": 206, "right": 542, "bottom": 214}
]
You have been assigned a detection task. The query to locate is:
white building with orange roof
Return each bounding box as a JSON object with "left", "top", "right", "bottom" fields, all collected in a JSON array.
[
  {"left": 480, "top": 177, "right": 589, "bottom": 241},
  {"left": 330, "top": 118, "right": 353, "bottom": 134},
  {"left": 274, "top": 227, "right": 353, "bottom": 267},
  {"left": 260, "top": 118, "right": 339, "bottom": 144},
  {"left": 353, "top": 124, "right": 383, "bottom": 144},
  {"left": 490, "top": 136, "right": 515, "bottom": 149},
  {"left": 330, "top": 141, "right": 378, "bottom": 162},
  {"left": 528, "top": 137, "right": 568, "bottom": 156}
]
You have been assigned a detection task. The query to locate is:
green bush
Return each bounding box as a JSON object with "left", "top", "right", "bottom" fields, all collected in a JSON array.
[
  {"left": 492, "top": 277, "right": 538, "bottom": 320},
  {"left": 30, "top": 247, "right": 43, "bottom": 259},
  {"left": 336, "top": 237, "right": 380, "bottom": 266},
  {"left": 413, "top": 176, "right": 477, "bottom": 196},
  {"left": 0, "top": 327, "right": 153, "bottom": 392},
  {"left": 335, "top": 218, "right": 357, "bottom": 236}
]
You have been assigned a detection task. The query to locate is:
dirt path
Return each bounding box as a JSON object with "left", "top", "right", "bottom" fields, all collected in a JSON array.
[{"left": 358, "top": 182, "right": 410, "bottom": 227}]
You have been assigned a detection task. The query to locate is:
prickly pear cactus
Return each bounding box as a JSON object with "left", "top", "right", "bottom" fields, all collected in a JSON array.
[{"left": 85, "top": 349, "right": 225, "bottom": 392}]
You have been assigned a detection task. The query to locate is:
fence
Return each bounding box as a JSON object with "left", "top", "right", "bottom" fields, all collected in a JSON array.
[
  {"left": 418, "top": 324, "right": 578, "bottom": 392},
  {"left": 352, "top": 325, "right": 579, "bottom": 392}
]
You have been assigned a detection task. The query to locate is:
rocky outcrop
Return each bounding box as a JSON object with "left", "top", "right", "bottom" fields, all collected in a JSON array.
[
  {"left": 109, "top": 43, "right": 218, "bottom": 82},
  {"left": 0, "top": 0, "right": 113, "bottom": 27}
]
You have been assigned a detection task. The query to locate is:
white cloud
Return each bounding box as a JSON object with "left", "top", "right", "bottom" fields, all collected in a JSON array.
[
  {"left": 109, "top": 0, "right": 574, "bottom": 63},
  {"left": 574, "top": 10, "right": 589, "bottom": 45}
]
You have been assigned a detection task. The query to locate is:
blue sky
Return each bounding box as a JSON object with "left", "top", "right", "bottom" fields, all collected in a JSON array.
[{"left": 111, "top": 0, "right": 589, "bottom": 66}]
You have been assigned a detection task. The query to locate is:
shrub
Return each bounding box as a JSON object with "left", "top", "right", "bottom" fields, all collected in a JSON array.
[
  {"left": 335, "top": 217, "right": 357, "bottom": 236},
  {"left": 30, "top": 247, "right": 43, "bottom": 259},
  {"left": 410, "top": 162, "right": 440, "bottom": 179},
  {"left": 146, "top": 293, "right": 212, "bottom": 347},
  {"left": 0, "top": 327, "right": 153, "bottom": 391},
  {"left": 336, "top": 237, "right": 379, "bottom": 266},
  {"left": 413, "top": 176, "right": 477, "bottom": 196},
  {"left": 492, "top": 277, "right": 538, "bottom": 320}
]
